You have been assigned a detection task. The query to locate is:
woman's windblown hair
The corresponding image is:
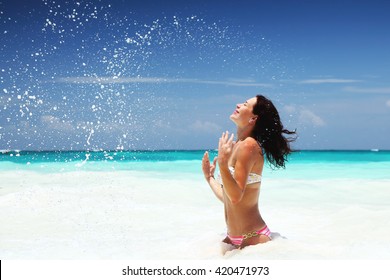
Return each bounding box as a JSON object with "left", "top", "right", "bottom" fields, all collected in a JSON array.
[{"left": 252, "top": 95, "right": 296, "bottom": 168}]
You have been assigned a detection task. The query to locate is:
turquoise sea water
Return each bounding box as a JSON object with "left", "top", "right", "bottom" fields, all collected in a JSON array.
[{"left": 1, "top": 150, "right": 390, "bottom": 180}]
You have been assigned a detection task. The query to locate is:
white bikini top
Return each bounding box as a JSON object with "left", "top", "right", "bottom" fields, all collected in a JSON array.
[{"left": 216, "top": 166, "right": 262, "bottom": 186}]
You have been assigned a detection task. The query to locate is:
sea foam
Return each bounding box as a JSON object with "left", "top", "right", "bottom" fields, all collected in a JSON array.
[{"left": 1, "top": 169, "right": 389, "bottom": 259}]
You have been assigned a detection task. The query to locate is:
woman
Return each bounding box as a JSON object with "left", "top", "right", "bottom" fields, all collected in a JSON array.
[{"left": 201, "top": 95, "right": 295, "bottom": 249}]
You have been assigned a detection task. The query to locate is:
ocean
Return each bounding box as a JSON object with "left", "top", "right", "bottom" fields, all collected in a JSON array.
[{"left": 1, "top": 150, "right": 390, "bottom": 259}]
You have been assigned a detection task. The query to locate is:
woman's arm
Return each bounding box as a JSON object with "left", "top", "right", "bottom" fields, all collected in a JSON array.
[
  {"left": 202, "top": 151, "right": 224, "bottom": 202},
  {"left": 218, "top": 133, "right": 257, "bottom": 204}
]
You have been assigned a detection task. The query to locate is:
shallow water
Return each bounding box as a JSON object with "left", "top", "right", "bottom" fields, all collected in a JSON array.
[{"left": 0, "top": 150, "right": 390, "bottom": 259}]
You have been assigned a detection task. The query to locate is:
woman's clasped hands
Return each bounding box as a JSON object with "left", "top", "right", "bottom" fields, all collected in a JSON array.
[{"left": 217, "top": 131, "right": 235, "bottom": 167}]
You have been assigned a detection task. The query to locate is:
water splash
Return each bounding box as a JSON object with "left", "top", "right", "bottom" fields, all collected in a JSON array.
[{"left": 0, "top": 0, "right": 283, "bottom": 151}]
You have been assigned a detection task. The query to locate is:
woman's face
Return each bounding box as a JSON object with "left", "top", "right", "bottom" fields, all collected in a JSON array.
[{"left": 230, "top": 97, "right": 257, "bottom": 126}]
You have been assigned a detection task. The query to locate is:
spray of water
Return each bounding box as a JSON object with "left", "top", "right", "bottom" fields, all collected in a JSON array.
[{"left": 0, "top": 0, "right": 285, "bottom": 151}]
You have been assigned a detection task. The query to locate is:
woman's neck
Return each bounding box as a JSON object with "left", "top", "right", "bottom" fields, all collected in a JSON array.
[{"left": 236, "top": 126, "right": 252, "bottom": 141}]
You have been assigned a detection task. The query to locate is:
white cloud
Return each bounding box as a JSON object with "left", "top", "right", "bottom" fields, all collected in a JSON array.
[
  {"left": 299, "top": 109, "right": 326, "bottom": 126},
  {"left": 41, "top": 115, "right": 74, "bottom": 132},
  {"left": 343, "top": 86, "right": 390, "bottom": 94},
  {"left": 283, "top": 105, "right": 296, "bottom": 114},
  {"left": 386, "top": 100, "right": 390, "bottom": 107},
  {"left": 285, "top": 105, "right": 326, "bottom": 127},
  {"left": 202, "top": 79, "right": 272, "bottom": 87},
  {"left": 54, "top": 76, "right": 272, "bottom": 87},
  {"left": 154, "top": 120, "right": 172, "bottom": 130},
  {"left": 56, "top": 76, "right": 175, "bottom": 84},
  {"left": 190, "top": 120, "right": 221, "bottom": 133},
  {"left": 298, "top": 79, "right": 361, "bottom": 84}
]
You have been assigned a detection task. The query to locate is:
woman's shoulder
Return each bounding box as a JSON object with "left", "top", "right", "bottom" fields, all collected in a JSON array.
[
  {"left": 241, "top": 136, "right": 260, "bottom": 147},
  {"left": 238, "top": 137, "right": 261, "bottom": 153}
]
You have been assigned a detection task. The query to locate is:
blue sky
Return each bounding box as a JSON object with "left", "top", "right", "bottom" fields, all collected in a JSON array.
[{"left": 1, "top": 0, "right": 390, "bottom": 150}]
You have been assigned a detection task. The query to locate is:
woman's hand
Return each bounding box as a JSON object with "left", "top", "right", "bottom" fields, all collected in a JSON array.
[
  {"left": 218, "top": 131, "right": 235, "bottom": 167},
  {"left": 202, "top": 151, "right": 217, "bottom": 182}
]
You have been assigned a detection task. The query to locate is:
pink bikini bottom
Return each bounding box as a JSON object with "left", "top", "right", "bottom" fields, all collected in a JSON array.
[{"left": 227, "top": 225, "right": 271, "bottom": 246}]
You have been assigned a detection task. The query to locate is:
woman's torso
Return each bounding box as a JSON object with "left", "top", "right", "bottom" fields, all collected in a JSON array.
[{"left": 222, "top": 138, "right": 266, "bottom": 235}]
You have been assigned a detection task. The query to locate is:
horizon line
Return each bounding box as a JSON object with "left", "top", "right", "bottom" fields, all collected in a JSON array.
[{"left": 1, "top": 148, "right": 388, "bottom": 153}]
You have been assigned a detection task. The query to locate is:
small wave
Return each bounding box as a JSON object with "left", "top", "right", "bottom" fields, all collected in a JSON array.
[
  {"left": 0, "top": 149, "right": 21, "bottom": 154},
  {"left": 75, "top": 153, "right": 90, "bottom": 167}
]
